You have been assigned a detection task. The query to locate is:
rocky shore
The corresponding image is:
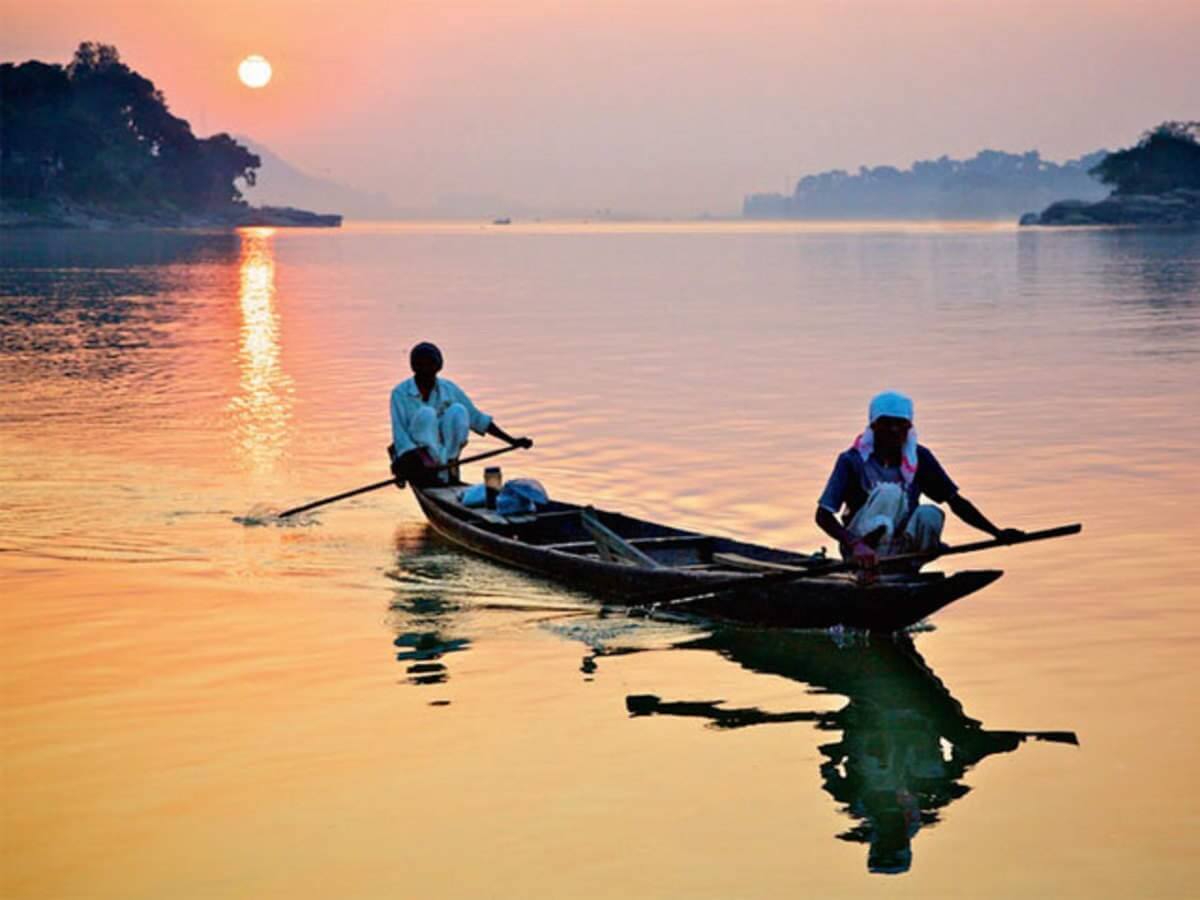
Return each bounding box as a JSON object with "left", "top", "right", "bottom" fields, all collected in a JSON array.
[
  {"left": 0, "top": 202, "right": 342, "bottom": 230},
  {"left": 1020, "top": 188, "right": 1200, "bottom": 226}
]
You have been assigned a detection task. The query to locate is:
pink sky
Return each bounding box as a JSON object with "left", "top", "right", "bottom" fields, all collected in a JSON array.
[{"left": 4, "top": 0, "right": 1198, "bottom": 215}]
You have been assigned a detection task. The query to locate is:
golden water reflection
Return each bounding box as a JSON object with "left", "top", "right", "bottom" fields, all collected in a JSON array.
[
  {"left": 229, "top": 228, "right": 293, "bottom": 473},
  {"left": 3, "top": 224, "right": 1196, "bottom": 898}
]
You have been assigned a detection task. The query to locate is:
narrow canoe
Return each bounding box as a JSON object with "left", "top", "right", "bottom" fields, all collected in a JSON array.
[{"left": 411, "top": 484, "right": 1002, "bottom": 632}]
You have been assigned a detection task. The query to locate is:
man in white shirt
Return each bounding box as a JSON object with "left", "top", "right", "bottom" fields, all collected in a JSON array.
[{"left": 389, "top": 342, "right": 532, "bottom": 486}]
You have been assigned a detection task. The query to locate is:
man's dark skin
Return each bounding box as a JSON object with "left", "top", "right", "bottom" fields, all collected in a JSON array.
[
  {"left": 815, "top": 415, "right": 1024, "bottom": 571},
  {"left": 392, "top": 349, "right": 532, "bottom": 485}
]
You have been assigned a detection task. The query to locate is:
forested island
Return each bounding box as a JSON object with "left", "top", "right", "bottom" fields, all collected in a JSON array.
[
  {"left": 743, "top": 149, "right": 1108, "bottom": 220},
  {"left": 1020, "top": 122, "right": 1200, "bottom": 226},
  {"left": 1, "top": 43, "right": 340, "bottom": 229}
]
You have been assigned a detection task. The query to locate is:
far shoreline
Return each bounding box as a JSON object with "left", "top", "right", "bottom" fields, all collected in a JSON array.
[
  {"left": 0, "top": 203, "right": 342, "bottom": 231},
  {"left": 9, "top": 214, "right": 1198, "bottom": 234}
]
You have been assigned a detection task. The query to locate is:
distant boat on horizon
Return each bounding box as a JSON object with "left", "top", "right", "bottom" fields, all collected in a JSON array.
[{"left": 492, "top": 217, "right": 512, "bottom": 225}]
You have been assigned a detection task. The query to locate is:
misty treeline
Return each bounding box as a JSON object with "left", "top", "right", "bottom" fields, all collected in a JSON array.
[
  {"left": 745, "top": 148, "right": 1108, "bottom": 219},
  {"left": 1, "top": 43, "right": 260, "bottom": 214},
  {"left": 1091, "top": 122, "right": 1200, "bottom": 195},
  {"left": 745, "top": 123, "right": 1200, "bottom": 219}
]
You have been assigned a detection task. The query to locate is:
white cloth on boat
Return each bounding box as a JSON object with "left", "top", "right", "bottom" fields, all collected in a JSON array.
[
  {"left": 496, "top": 479, "right": 549, "bottom": 515},
  {"left": 390, "top": 376, "right": 492, "bottom": 464},
  {"left": 458, "top": 480, "right": 552, "bottom": 513},
  {"left": 844, "top": 482, "right": 944, "bottom": 557},
  {"left": 458, "top": 480, "right": 550, "bottom": 513}
]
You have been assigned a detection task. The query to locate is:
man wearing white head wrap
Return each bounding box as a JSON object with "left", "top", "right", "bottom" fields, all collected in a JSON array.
[{"left": 816, "top": 391, "right": 1024, "bottom": 572}]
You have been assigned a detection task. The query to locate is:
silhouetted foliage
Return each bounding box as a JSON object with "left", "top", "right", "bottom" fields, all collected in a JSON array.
[
  {"left": 1089, "top": 122, "right": 1200, "bottom": 195},
  {"left": 1, "top": 43, "right": 260, "bottom": 213}
]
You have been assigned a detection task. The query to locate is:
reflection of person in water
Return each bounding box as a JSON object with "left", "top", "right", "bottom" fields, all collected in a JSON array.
[
  {"left": 388, "top": 525, "right": 474, "bottom": 689},
  {"left": 620, "top": 630, "right": 1077, "bottom": 875},
  {"left": 817, "top": 696, "right": 1031, "bottom": 874}
]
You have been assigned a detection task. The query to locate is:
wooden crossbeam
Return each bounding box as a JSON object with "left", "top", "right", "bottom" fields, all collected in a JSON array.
[
  {"left": 710, "top": 552, "right": 810, "bottom": 573},
  {"left": 540, "top": 534, "right": 709, "bottom": 552},
  {"left": 580, "top": 507, "right": 663, "bottom": 569}
]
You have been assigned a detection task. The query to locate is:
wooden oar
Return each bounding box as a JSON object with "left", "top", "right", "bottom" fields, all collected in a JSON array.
[
  {"left": 633, "top": 523, "right": 1082, "bottom": 608},
  {"left": 277, "top": 444, "right": 525, "bottom": 519},
  {"left": 863, "top": 523, "right": 1082, "bottom": 569}
]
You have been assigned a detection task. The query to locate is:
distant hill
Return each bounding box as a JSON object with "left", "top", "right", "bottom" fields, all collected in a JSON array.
[
  {"left": 237, "top": 138, "right": 401, "bottom": 220},
  {"left": 744, "top": 149, "right": 1110, "bottom": 220}
]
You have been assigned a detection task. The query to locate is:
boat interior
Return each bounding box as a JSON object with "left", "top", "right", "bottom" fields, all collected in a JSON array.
[{"left": 420, "top": 484, "right": 832, "bottom": 575}]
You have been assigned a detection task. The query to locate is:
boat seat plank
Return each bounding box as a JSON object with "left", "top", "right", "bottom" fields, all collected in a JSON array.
[
  {"left": 540, "top": 534, "right": 709, "bottom": 552},
  {"left": 581, "top": 507, "right": 663, "bottom": 569},
  {"left": 711, "top": 552, "right": 811, "bottom": 573}
]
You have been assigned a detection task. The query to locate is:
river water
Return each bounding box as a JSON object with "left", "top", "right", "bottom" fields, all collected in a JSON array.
[{"left": 2, "top": 222, "right": 1198, "bottom": 898}]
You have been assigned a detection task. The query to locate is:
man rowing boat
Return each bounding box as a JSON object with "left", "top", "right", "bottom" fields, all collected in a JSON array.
[
  {"left": 815, "top": 391, "right": 1023, "bottom": 571},
  {"left": 389, "top": 342, "right": 532, "bottom": 486}
]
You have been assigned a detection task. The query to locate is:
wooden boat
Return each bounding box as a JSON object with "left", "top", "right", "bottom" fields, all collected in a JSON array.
[{"left": 411, "top": 484, "right": 1002, "bottom": 632}]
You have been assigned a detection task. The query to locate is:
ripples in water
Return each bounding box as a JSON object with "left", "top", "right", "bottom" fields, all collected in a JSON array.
[{"left": 1, "top": 222, "right": 1196, "bottom": 896}]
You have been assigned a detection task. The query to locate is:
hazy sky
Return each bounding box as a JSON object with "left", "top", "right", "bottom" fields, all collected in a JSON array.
[{"left": 5, "top": 0, "right": 1198, "bottom": 215}]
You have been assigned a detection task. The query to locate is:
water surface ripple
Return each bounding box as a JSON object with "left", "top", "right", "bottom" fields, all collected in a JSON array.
[{"left": 2, "top": 222, "right": 1198, "bottom": 898}]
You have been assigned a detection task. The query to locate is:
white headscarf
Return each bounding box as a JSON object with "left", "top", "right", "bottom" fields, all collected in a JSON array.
[{"left": 852, "top": 390, "right": 918, "bottom": 485}]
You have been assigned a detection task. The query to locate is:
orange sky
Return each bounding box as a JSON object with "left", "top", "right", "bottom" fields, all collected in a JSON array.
[{"left": 4, "top": 0, "right": 1198, "bottom": 215}]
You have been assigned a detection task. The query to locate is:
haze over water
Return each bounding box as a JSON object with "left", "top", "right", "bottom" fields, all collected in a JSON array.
[{"left": 2, "top": 221, "right": 1198, "bottom": 897}]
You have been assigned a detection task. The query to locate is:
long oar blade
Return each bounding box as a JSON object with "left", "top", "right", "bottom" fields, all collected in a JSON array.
[
  {"left": 277, "top": 443, "right": 523, "bottom": 519},
  {"left": 277, "top": 478, "right": 397, "bottom": 519}
]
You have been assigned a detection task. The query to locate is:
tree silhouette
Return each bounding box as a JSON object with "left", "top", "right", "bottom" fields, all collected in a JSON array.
[
  {"left": 1089, "top": 122, "right": 1200, "bottom": 195},
  {"left": 1, "top": 43, "right": 260, "bottom": 215}
]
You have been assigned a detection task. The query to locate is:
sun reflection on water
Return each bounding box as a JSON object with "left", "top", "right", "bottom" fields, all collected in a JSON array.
[{"left": 229, "top": 228, "right": 293, "bottom": 474}]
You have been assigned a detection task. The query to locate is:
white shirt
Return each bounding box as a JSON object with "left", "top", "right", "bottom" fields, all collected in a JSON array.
[{"left": 390, "top": 376, "right": 492, "bottom": 457}]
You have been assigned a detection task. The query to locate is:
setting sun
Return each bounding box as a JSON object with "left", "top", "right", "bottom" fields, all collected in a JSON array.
[{"left": 237, "top": 54, "right": 271, "bottom": 88}]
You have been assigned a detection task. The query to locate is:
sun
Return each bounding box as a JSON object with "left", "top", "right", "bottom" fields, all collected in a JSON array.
[{"left": 238, "top": 55, "right": 272, "bottom": 89}]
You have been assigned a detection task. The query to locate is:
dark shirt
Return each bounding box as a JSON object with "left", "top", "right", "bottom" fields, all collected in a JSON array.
[{"left": 818, "top": 445, "right": 958, "bottom": 521}]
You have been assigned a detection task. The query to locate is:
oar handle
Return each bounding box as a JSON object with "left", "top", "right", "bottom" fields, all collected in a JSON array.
[
  {"left": 777, "top": 522, "right": 1082, "bottom": 578},
  {"left": 445, "top": 443, "right": 526, "bottom": 471},
  {"left": 876, "top": 523, "right": 1083, "bottom": 567},
  {"left": 278, "top": 443, "right": 525, "bottom": 518}
]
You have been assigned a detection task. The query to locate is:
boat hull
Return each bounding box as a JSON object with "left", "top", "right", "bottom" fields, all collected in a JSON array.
[
  {"left": 411, "top": 486, "right": 1001, "bottom": 632},
  {"left": 683, "top": 569, "right": 1001, "bottom": 631}
]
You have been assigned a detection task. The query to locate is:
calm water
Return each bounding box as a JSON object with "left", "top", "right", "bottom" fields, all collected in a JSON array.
[{"left": 2, "top": 221, "right": 1198, "bottom": 898}]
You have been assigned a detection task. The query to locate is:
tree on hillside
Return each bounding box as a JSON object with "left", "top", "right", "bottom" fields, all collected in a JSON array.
[
  {"left": 1089, "top": 122, "right": 1200, "bottom": 195},
  {"left": 1, "top": 42, "right": 260, "bottom": 213},
  {"left": 0, "top": 61, "right": 73, "bottom": 198}
]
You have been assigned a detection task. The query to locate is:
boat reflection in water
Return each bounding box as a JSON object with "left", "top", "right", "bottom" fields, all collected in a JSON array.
[
  {"left": 388, "top": 524, "right": 1078, "bottom": 872},
  {"left": 386, "top": 524, "right": 473, "bottom": 689},
  {"left": 621, "top": 629, "right": 1078, "bottom": 875}
]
